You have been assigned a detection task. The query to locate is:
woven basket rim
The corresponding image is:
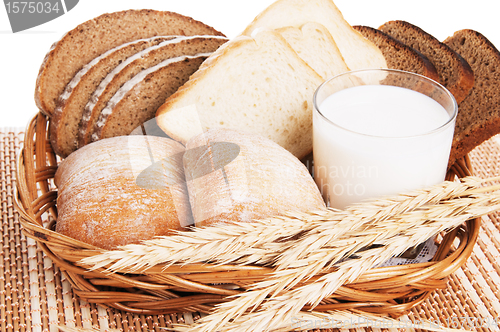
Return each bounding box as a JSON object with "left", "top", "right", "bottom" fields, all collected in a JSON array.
[{"left": 14, "top": 112, "right": 480, "bottom": 316}]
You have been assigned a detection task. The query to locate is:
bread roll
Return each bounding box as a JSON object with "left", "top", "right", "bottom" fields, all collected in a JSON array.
[
  {"left": 183, "top": 129, "right": 326, "bottom": 227},
  {"left": 55, "top": 135, "right": 192, "bottom": 249}
]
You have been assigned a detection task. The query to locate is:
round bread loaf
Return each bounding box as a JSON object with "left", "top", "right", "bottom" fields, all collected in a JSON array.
[
  {"left": 54, "top": 135, "right": 192, "bottom": 249},
  {"left": 183, "top": 129, "right": 326, "bottom": 227}
]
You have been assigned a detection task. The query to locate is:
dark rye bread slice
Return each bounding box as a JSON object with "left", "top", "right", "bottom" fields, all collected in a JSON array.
[
  {"left": 92, "top": 54, "right": 210, "bottom": 141},
  {"left": 379, "top": 20, "right": 474, "bottom": 104},
  {"left": 79, "top": 35, "right": 228, "bottom": 151},
  {"left": 353, "top": 25, "right": 439, "bottom": 81},
  {"left": 49, "top": 36, "right": 175, "bottom": 158},
  {"left": 444, "top": 29, "right": 500, "bottom": 166},
  {"left": 35, "top": 9, "right": 225, "bottom": 117}
]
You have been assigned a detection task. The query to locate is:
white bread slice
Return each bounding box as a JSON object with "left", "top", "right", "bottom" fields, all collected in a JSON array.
[
  {"left": 156, "top": 30, "right": 325, "bottom": 160},
  {"left": 184, "top": 129, "right": 325, "bottom": 227},
  {"left": 241, "top": 0, "right": 387, "bottom": 71},
  {"left": 276, "top": 22, "right": 350, "bottom": 79}
]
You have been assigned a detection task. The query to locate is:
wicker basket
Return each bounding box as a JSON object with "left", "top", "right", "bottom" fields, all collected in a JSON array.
[{"left": 14, "top": 112, "right": 480, "bottom": 317}]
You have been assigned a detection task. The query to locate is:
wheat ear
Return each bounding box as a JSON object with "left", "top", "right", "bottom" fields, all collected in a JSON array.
[
  {"left": 169, "top": 310, "right": 469, "bottom": 332},
  {"left": 81, "top": 177, "right": 481, "bottom": 273},
  {"left": 188, "top": 193, "right": 499, "bottom": 332}
]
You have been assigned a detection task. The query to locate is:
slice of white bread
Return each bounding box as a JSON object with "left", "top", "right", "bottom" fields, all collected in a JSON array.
[
  {"left": 79, "top": 35, "right": 228, "bottom": 150},
  {"left": 184, "top": 129, "right": 325, "bottom": 227},
  {"left": 92, "top": 54, "right": 211, "bottom": 143},
  {"left": 156, "top": 30, "right": 325, "bottom": 160},
  {"left": 241, "top": 0, "right": 387, "bottom": 71},
  {"left": 54, "top": 135, "right": 192, "bottom": 250},
  {"left": 49, "top": 36, "right": 175, "bottom": 158},
  {"left": 276, "top": 22, "right": 350, "bottom": 79},
  {"left": 35, "top": 9, "right": 225, "bottom": 117},
  {"left": 443, "top": 29, "right": 500, "bottom": 166}
]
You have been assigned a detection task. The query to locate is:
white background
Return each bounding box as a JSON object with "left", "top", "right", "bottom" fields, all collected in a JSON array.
[{"left": 1, "top": 0, "right": 498, "bottom": 129}]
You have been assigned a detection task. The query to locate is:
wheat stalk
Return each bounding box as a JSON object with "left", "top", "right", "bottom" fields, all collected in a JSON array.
[
  {"left": 168, "top": 310, "right": 469, "bottom": 332},
  {"left": 81, "top": 177, "right": 482, "bottom": 273},
  {"left": 186, "top": 193, "right": 500, "bottom": 332},
  {"left": 80, "top": 176, "right": 500, "bottom": 332}
]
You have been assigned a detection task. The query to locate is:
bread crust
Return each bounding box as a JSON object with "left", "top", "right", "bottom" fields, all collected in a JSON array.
[
  {"left": 35, "top": 9, "right": 225, "bottom": 117},
  {"left": 379, "top": 20, "right": 474, "bottom": 104},
  {"left": 93, "top": 55, "right": 209, "bottom": 142},
  {"left": 443, "top": 29, "right": 500, "bottom": 166},
  {"left": 353, "top": 25, "right": 439, "bottom": 82},
  {"left": 81, "top": 36, "right": 227, "bottom": 148},
  {"left": 50, "top": 36, "right": 176, "bottom": 158},
  {"left": 54, "top": 135, "right": 192, "bottom": 249}
]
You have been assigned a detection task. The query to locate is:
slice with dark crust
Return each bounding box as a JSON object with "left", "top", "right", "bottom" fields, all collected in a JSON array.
[
  {"left": 35, "top": 9, "right": 225, "bottom": 117},
  {"left": 353, "top": 25, "right": 439, "bottom": 81},
  {"left": 443, "top": 29, "right": 500, "bottom": 166},
  {"left": 379, "top": 20, "right": 474, "bottom": 104},
  {"left": 79, "top": 35, "right": 227, "bottom": 150},
  {"left": 92, "top": 54, "right": 211, "bottom": 142},
  {"left": 49, "top": 36, "right": 175, "bottom": 158}
]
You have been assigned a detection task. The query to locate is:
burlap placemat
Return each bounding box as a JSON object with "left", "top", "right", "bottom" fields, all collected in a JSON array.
[{"left": 2, "top": 129, "right": 500, "bottom": 332}]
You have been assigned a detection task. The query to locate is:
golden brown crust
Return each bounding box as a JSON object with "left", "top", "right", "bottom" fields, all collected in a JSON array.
[
  {"left": 54, "top": 135, "right": 192, "bottom": 249},
  {"left": 353, "top": 25, "right": 439, "bottom": 82},
  {"left": 379, "top": 20, "right": 474, "bottom": 104}
]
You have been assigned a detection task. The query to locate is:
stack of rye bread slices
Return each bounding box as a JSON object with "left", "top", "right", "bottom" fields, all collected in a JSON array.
[
  {"left": 355, "top": 21, "right": 500, "bottom": 167},
  {"left": 36, "top": 9, "right": 228, "bottom": 158},
  {"left": 37, "top": 1, "right": 500, "bottom": 171}
]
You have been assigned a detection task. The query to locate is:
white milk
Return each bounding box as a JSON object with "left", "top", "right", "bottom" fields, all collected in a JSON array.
[{"left": 313, "top": 85, "right": 455, "bottom": 209}]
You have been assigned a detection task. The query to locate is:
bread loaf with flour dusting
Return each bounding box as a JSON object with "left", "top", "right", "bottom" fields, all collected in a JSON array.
[
  {"left": 183, "top": 129, "right": 326, "bottom": 227},
  {"left": 55, "top": 135, "right": 192, "bottom": 249}
]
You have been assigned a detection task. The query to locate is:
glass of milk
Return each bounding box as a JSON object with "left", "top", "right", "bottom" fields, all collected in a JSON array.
[{"left": 313, "top": 69, "right": 457, "bottom": 209}]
